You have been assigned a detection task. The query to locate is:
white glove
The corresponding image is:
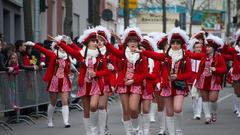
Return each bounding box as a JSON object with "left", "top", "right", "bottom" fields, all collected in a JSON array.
[
  {"left": 107, "top": 63, "right": 114, "bottom": 71},
  {"left": 25, "top": 41, "right": 35, "bottom": 46},
  {"left": 63, "top": 35, "right": 72, "bottom": 45},
  {"left": 40, "top": 62, "right": 46, "bottom": 67},
  {"left": 156, "top": 83, "right": 161, "bottom": 91}
]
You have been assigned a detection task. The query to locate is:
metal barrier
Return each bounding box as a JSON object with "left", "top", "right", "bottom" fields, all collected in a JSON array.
[
  {"left": 0, "top": 69, "right": 50, "bottom": 127},
  {"left": 0, "top": 68, "right": 118, "bottom": 132}
]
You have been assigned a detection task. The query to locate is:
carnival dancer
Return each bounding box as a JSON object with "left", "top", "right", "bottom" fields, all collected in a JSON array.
[
  {"left": 187, "top": 37, "right": 204, "bottom": 120},
  {"left": 54, "top": 29, "right": 109, "bottom": 135},
  {"left": 136, "top": 27, "right": 191, "bottom": 135},
  {"left": 25, "top": 35, "right": 75, "bottom": 128},
  {"left": 137, "top": 36, "right": 158, "bottom": 135},
  {"left": 103, "top": 27, "right": 148, "bottom": 135},
  {"left": 95, "top": 26, "right": 117, "bottom": 135},
  {"left": 222, "top": 29, "right": 240, "bottom": 118},
  {"left": 186, "top": 34, "right": 227, "bottom": 124},
  {"left": 149, "top": 32, "right": 169, "bottom": 135}
]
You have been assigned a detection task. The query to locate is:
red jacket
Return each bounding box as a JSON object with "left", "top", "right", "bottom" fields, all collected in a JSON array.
[
  {"left": 34, "top": 44, "right": 71, "bottom": 88},
  {"left": 142, "top": 50, "right": 192, "bottom": 96},
  {"left": 105, "top": 43, "right": 148, "bottom": 87},
  {"left": 222, "top": 45, "right": 240, "bottom": 75},
  {"left": 186, "top": 51, "right": 227, "bottom": 85},
  {"left": 57, "top": 41, "right": 108, "bottom": 92},
  {"left": 145, "top": 59, "right": 158, "bottom": 94},
  {"left": 23, "top": 55, "right": 31, "bottom": 66},
  {"left": 104, "top": 53, "right": 117, "bottom": 87}
]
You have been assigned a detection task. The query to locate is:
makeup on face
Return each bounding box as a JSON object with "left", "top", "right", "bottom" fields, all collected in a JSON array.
[{"left": 171, "top": 39, "right": 181, "bottom": 50}]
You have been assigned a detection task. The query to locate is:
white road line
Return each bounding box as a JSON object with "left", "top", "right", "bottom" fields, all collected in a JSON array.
[{"left": 217, "top": 93, "right": 233, "bottom": 103}]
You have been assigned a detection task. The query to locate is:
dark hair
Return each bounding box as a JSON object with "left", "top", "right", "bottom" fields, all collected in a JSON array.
[{"left": 15, "top": 40, "right": 24, "bottom": 50}]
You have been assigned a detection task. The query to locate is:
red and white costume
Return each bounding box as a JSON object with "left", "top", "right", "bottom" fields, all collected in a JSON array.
[
  {"left": 34, "top": 42, "right": 72, "bottom": 93},
  {"left": 142, "top": 30, "right": 191, "bottom": 97},
  {"left": 186, "top": 35, "right": 227, "bottom": 91},
  {"left": 95, "top": 26, "right": 117, "bottom": 93},
  {"left": 141, "top": 36, "right": 158, "bottom": 100},
  {"left": 57, "top": 30, "right": 108, "bottom": 97},
  {"left": 105, "top": 28, "right": 148, "bottom": 95}
]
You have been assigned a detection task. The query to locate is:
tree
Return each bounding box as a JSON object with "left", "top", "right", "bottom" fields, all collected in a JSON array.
[
  {"left": 23, "top": 0, "right": 33, "bottom": 41},
  {"left": 88, "top": 0, "right": 100, "bottom": 26},
  {"left": 64, "top": 0, "right": 73, "bottom": 37},
  {"left": 162, "top": 0, "right": 166, "bottom": 33},
  {"left": 124, "top": 0, "right": 130, "bottom": 28},
  {"left": 226, "top": 0, "right": 231, "bottom": 37},
  {"left": 237, "top": 0, "right": 240, "bottom": 29},
  {"left": 181, "top": 0, "right": 196, "bottom": 36}
]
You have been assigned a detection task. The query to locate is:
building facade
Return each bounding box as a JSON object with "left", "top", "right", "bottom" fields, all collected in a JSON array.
[{"left": 0, "top": 0, "right": 24, "bottom": 43}]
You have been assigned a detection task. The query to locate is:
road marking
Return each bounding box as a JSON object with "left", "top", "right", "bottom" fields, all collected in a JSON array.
[{"left": 217, "top": 93, "right": 233, "bottom": 103}]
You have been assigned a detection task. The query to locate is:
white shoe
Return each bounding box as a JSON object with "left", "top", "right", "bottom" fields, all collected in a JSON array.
[
  {"left": 237, "top": 113, "right": 240, "bottom": 118},
  {"left": 176, "top": 130, "right": 184, "bottom": 135},
  {"left": 48, "top": 122, "right": 54, "bottom": 128},
  {"left": 150, "top": 115, "right": 156, "bottom": 122}
]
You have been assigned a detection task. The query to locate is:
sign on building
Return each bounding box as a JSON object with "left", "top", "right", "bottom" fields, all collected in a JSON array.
[{"left": 137, "top": 13, "right": 179, "bottom": 34}]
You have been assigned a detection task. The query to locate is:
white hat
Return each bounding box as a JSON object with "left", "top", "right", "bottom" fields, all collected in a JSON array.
[
  {"left": 122, "top": 27, "right": 142, "bottom": 44},
  {"left": 168, "top": 27, "right": 189, "bottom": 45},
  {"left": 191, "top": 31, "right": 207, "bottom": 45},
  {"left": 78, "top": 28, "right": 97, "bottom": 45},
  {"left": 206, "top": 34, "right": 224, "bottom": 49},
  {"left": 95, "top": 26, "right": 111, "bottom": 42},
  {"left": 142, "top": 36, "right": 157, "bottom": 51},
  {"left": 187, "top": 38, "right": 201, "bottom": 52},
  {"left": 51, "top": 35, "right": 63, "bottom": 50}
]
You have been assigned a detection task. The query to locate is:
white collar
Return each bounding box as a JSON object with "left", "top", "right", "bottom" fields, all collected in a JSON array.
[
  {"left": 99, "top": 46, "right": 107, "bottom": 55},
  {"left": 125, "top": 47, "right": 140, "bottom": 66},
  {"left": 168, "top": 48, "right": 183, "bottom": 68},
  {"left": 80, "top": 46, "right": 99, "bottom": 66},
  {"left": 54, "top": 50, "right": 68, "bottom": 60},
  {"left": 148, "top": 58, "right": 154, "bottom": 73}
]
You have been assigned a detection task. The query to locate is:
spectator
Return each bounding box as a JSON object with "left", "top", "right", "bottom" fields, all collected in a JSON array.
[
  {"left": 15, "top": 40, "right": 38, "bottom": 70},
  {"left": 7, "top": 52, "right": 19, "bottom": 75},
  {"left": 0, "top": 40, "right": 13, "bottom": 72}
]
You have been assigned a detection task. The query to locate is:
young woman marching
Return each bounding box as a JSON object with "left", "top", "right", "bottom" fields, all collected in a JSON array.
[
  {"left": 187, "top": 37, "right": 204, "bottom": 120},
  {"left": 150, "top": 32, "right": 169, "bottom": 135},
  {"left": 186, "top": 34, "right": 227, "bottom": 124},
  {"left": 25, "top": 36, "right": 74, "bottom": 128},
  {"left": 95, "top": 26, "right": 117, "bottom": 135},
  {"left": 137, "top": 27, "right": 191, "bottom": 135},
  {"left": 55, "top": 29, "right": 108, "bottom": 135},
  {"left": 138, "top": 36, "right": 158, "bottom": 135},
  {"left": 103, "top": 27, "right": 148, "bottom": 135},
  {"left": 222, "top": 29, "right": 240, "bottom": 118}
]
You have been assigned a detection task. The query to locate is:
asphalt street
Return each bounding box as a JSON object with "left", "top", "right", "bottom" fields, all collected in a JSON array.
[{"left": 0, "top": 86, "right": 239, "bottom": 135}]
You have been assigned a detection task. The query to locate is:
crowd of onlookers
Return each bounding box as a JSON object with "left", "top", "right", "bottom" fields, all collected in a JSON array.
[{"left": 0, "top": 38, "right": 80, "bottom": 74}]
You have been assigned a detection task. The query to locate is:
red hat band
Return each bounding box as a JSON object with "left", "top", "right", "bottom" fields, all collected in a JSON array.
[
  {"left": 206, "top": 39, "right": 220, "bottom": 48},
  {"left": 141, "top": 39, "right": 153, "bottom": 51},
  {"left": 125, "top": 30, "right": 141, "bottom": 43},
  {"left": 171, "top": 33, "right": 185, "bottom": 44},
  {"left": 83, "top": 32, "right": 97, "bottom": 44}
]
